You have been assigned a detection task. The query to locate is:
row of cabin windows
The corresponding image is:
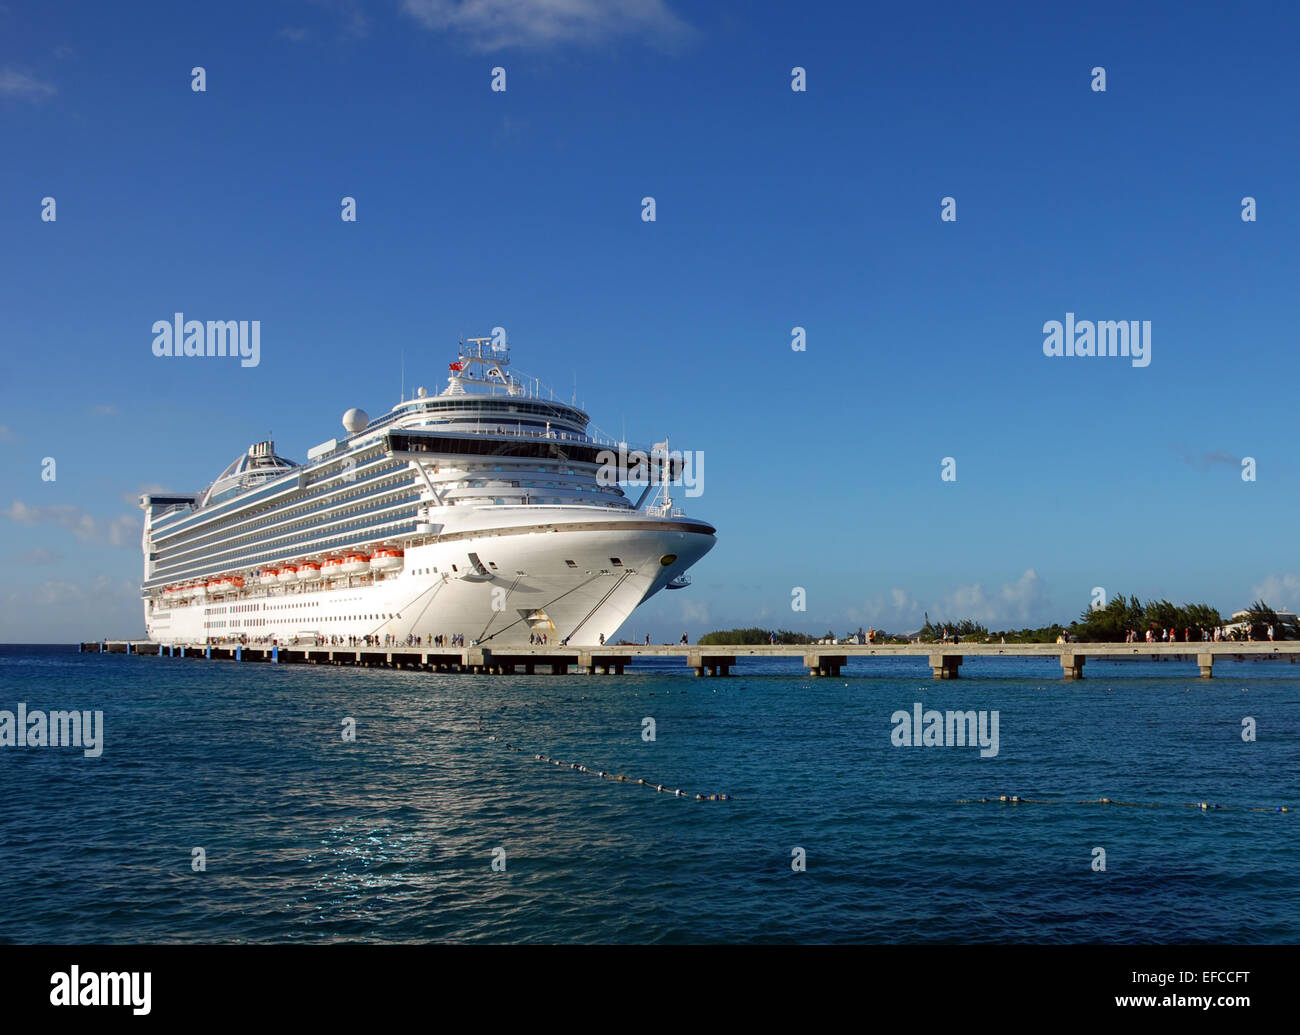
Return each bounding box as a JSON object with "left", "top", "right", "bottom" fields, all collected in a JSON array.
[
  {"left": 174, "top": 451, "right": 392, "bottom": 547},
  {"left": 185, "top": 485, "right": 413, "bottom": 558},
  {"left": 221, "top": 603, "right": 398, "bottom": 620},
  {"left": 169, "top": 465, "right": 407, "bottom": 559},
  {"left": 155, "top": 511, "right": 419, "bottom": 583}
]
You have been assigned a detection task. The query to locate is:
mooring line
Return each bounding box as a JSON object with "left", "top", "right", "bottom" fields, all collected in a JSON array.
[
  {"left": 957, "top": 795, "right": 1291, "bottom": 812},
  {"left": 484, "top": 733, "right": 733, "bottom": 801}
]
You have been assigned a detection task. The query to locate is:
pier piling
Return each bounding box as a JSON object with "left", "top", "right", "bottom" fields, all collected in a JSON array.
[
  {"left": 80, "top": 640, "right": 1300, "bottom": 680},
  {"left": 929, "top": 654, "right": 962, "bottom": 680}
]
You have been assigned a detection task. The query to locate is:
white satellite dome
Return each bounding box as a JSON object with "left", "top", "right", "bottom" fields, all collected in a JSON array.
[{"left": 342, "top": 408, "right": 369, "bottom": 434}]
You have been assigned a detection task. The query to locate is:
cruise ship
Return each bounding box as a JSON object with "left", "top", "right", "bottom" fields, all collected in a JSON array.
[{"left": 139, "top": 337, "right": 715, "bottom": 647}]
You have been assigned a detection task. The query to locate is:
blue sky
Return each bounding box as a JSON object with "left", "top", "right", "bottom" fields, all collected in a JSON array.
[{"left": 2, "top": 0, "right": 1299, "bottom": 641}]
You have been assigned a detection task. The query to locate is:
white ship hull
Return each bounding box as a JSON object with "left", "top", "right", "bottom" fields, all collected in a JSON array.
[
  {"left": 139, "top": 336, "right": 715, "bottom": 645},
  {"left": 144, "top": 512, "right": 713, "bottom": 647}
]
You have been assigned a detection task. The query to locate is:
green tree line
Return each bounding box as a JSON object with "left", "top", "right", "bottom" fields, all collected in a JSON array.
[
  {"left": 1069, "top": 593, "right": 1222, "bottom": 641},
  {"left": 698, "top": 627, "right": 818, "bottom": 645},
  {"left": 697, "top": 596, "right": 1293, "bottom": 644}
]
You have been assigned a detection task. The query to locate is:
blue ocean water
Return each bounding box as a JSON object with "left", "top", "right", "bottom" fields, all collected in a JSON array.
[{"left": 0, "top": 644, "right": 1296, "bottom": 944}]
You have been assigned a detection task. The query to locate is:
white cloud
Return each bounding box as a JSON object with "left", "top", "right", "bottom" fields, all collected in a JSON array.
[
  {"left": 938, "top": 568, "right": 1047, "bottom": 626},
  {"left": 1250, "top": 574, "right": 1300, "bottom": 612},
  {"left": 679, "top": 597, "right": 709, "bottom": 627},
  {"left": 401, "top": 0, "right": 695, "bottom": 52},
  {"left": 105, "top": 515, "right": 140, "bottom": 546},
  {"left": 0, "top": 67, "right": 56, "bottom": 100},
  {"left": 1179, "top": 448, "right": 1239, "bottom": 471},
  {"left": 845, "top": 569, "right": 1050, "bottom": 631},
  {"left": 4, "top": 500, "right": 139, "bottom": 546},
  {"left": 308, "top": 0, "right": 369, "bottom": 39},
  {"left": 122, "top": 482, "right": 172, "bottom": 506},
  {"left": 1, "top": 574, "right": 141, "bottom": 641},
  {"left": 846, "top": 587, "right": 924, "bottom": 628}
]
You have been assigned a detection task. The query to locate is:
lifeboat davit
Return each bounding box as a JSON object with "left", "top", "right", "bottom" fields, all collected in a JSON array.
[
  {"left": 341, "top": 553, "right": 371, "bottom": 575},
  {"left": 259, "top": 569, "right": 279, "bottom": 586},
  {"left": 299, "top": 561, "right": 323, "bottom": 582},
  {"left": 323, "top": 557, "right": 346, "bottom": 579},
  {"left": 370, "top": 548, "right": 404, "bottom": 572},
  {"left": 278, "top": 565, "right": 299, "bottom": 583}
]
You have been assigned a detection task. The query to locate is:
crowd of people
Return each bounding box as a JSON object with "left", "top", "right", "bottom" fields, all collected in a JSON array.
[
  {"left": 204, "top": 632, "right": 469, "bottom": 648},
  {"left": 200, "top": 630, "right": 696, "bottom": 649},
  {"left": 1124, "top": 625, "right": 1276, "bottom": 643}
]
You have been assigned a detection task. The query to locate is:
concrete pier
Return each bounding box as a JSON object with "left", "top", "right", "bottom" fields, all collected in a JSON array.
[
  {"left": 1061, "top": 653, "right": 1085, "bottom": 680},
  {"left": 78, "top": 639, "right": 1300, "bottom": 679},
  {"left": 929, "top": 654, "right": 962, "bottom": 680},
  {"left": 689, "top": 651, "right": 734, "bottom": 677}
]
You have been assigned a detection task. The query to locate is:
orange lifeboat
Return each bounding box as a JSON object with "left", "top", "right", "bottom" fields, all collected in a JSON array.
[
  {"left": 370, "top": 548, "right": 404, "bottom": 572},
  {"left": 323, "top": 557, "right": 346, "bottom": 579},
  {"left": 299, "top": 561, "right": 323, "bottom": 582},
  {"left": 277, "top": 565, "right": 299, "bottom": 584},
  {"left": 259, "top": 569, "right": 279, "bottom": 586},
  {"left": 341, "top": 553, "right": 371, "bottom": 575}
]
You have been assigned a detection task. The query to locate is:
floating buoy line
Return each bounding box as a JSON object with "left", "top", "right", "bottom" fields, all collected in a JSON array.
[
  {"left": 484, "top": 734, "right": 733, "bottom": 801},
  {"left": 958, "top": 795, "right": 1291, "bottom": 813}
]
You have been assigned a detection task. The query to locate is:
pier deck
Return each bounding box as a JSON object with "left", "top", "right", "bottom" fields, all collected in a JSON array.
[{"left": 78, "top": 640, "right": 1300, "bottom": 679}]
